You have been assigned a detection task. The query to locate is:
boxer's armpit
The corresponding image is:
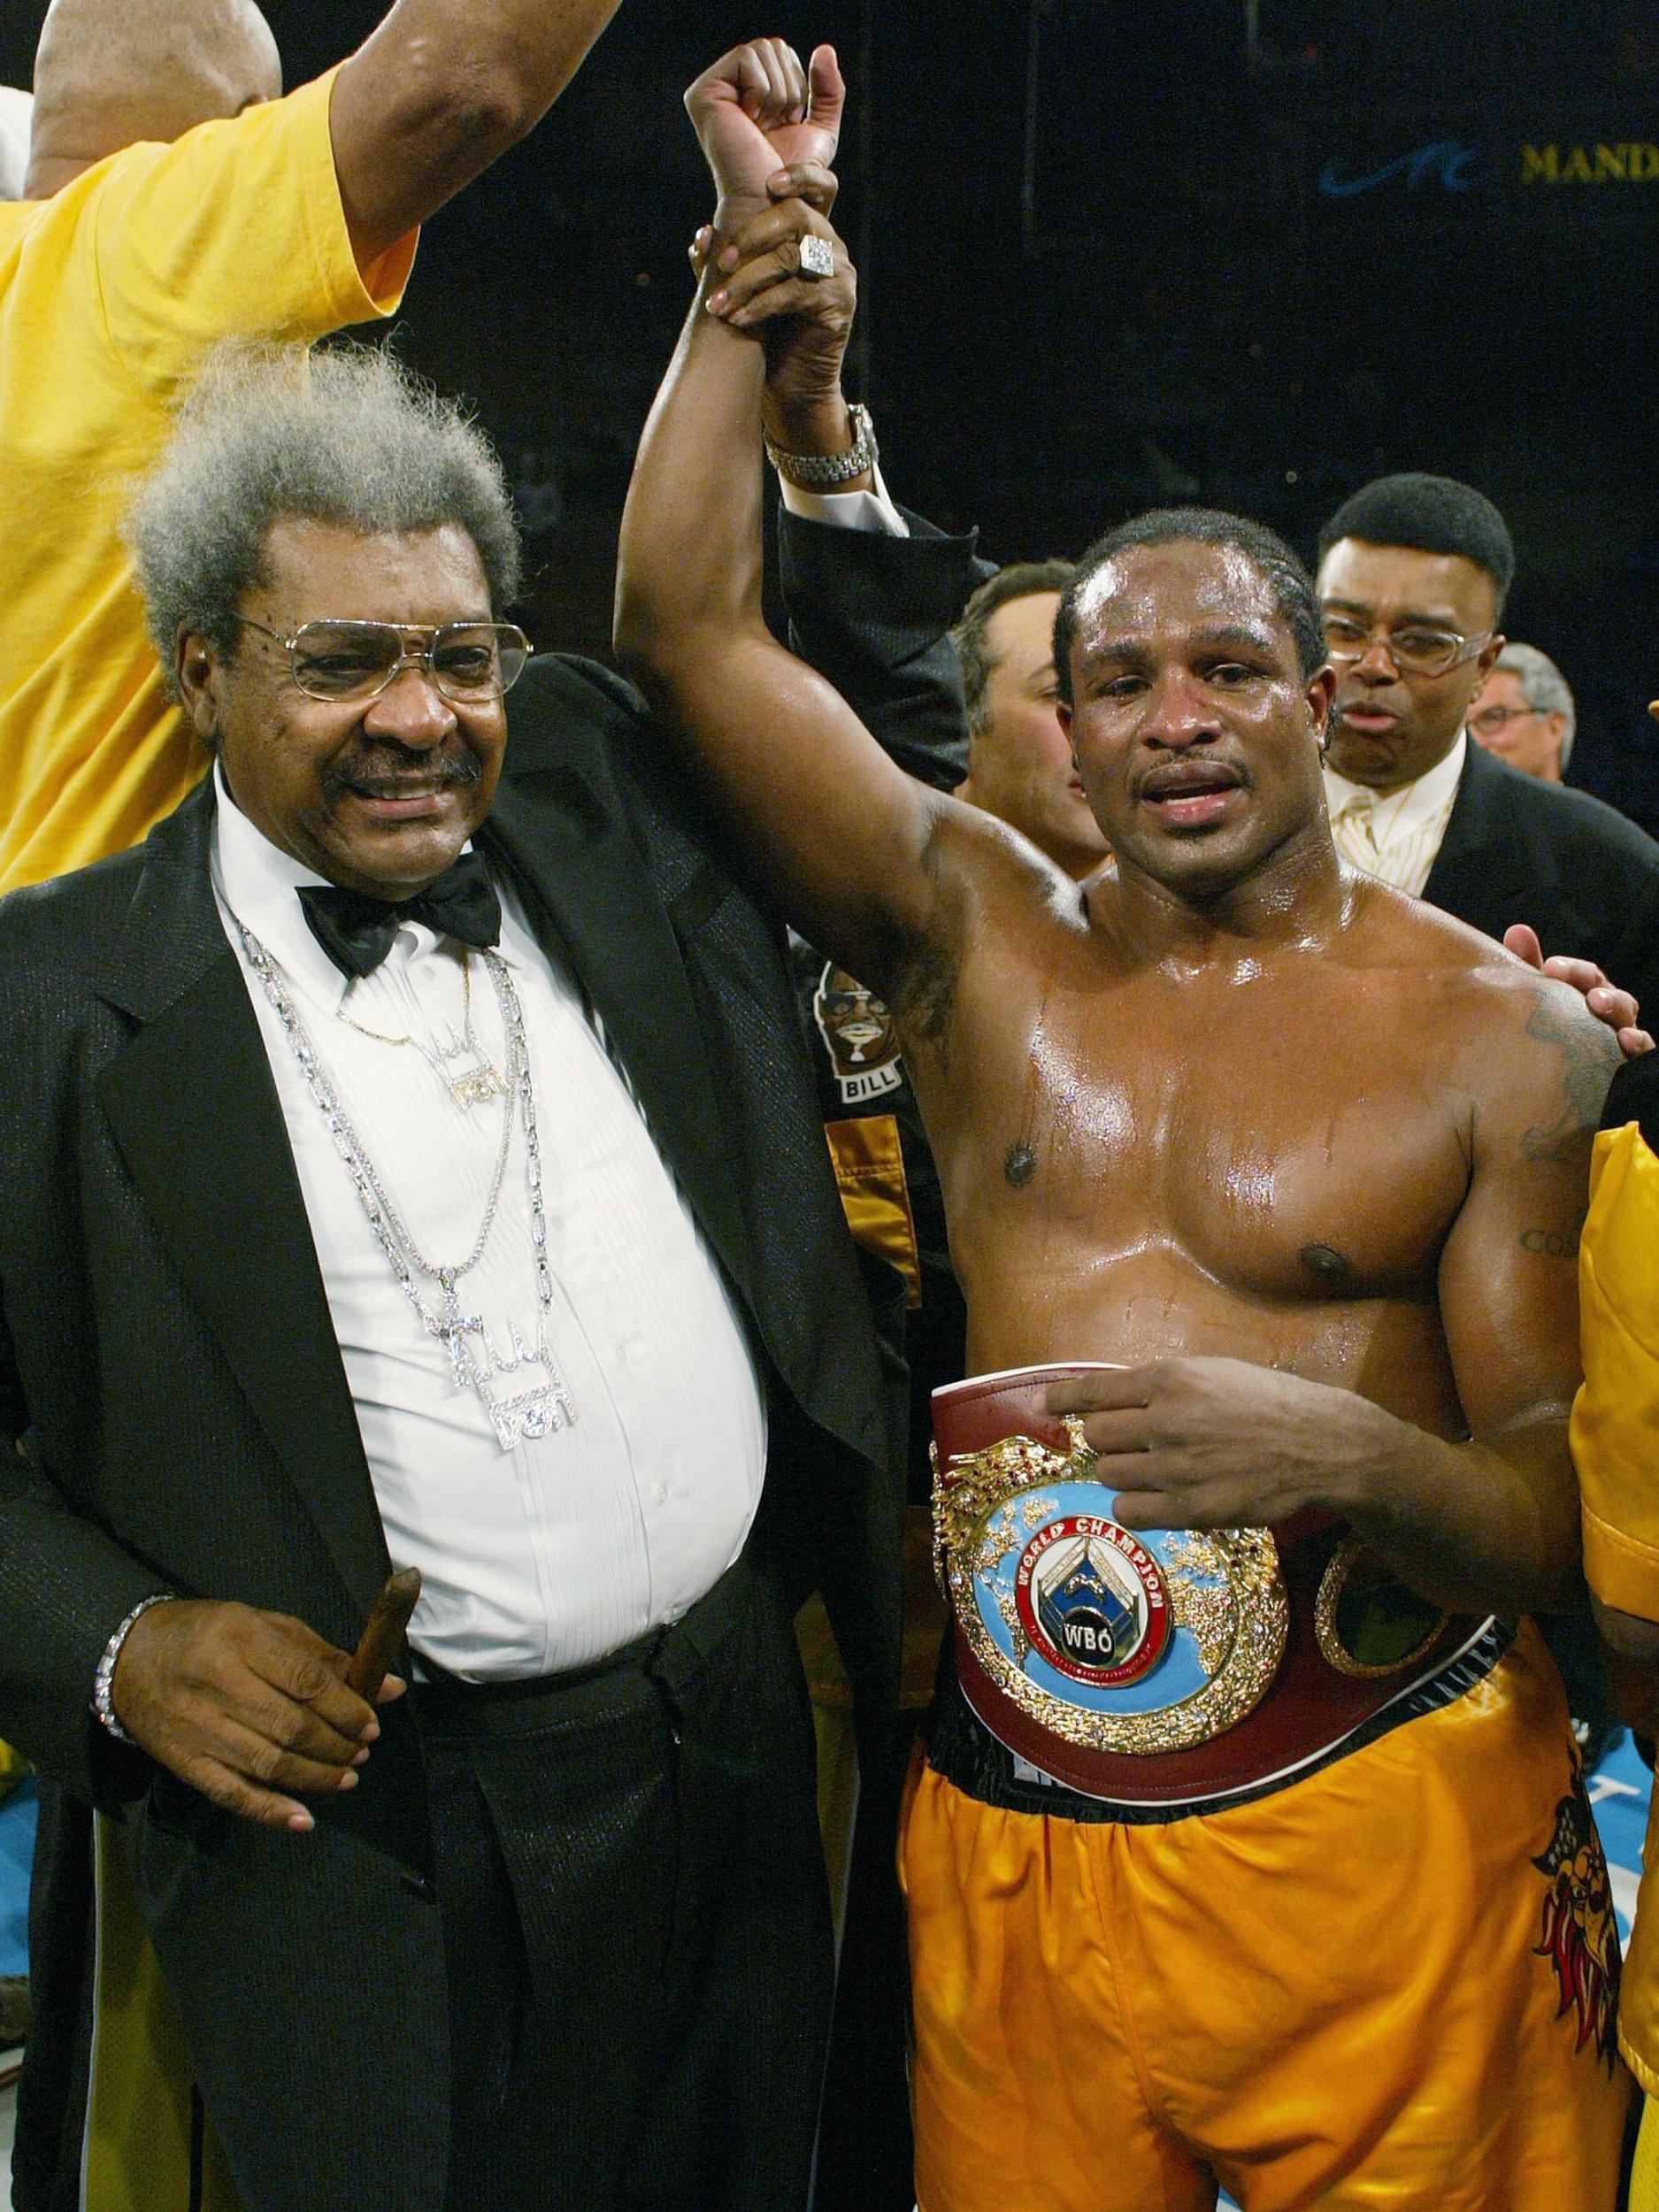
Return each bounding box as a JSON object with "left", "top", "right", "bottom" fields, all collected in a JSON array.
[
  {"left": 1520, "top": 994, "right": 1624, "bottom": 1167},
  {"left": 895, "top": 928, "right": 962, "bottom": 1056}
]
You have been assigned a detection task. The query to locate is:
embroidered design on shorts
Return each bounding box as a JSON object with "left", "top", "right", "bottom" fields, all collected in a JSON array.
[
  {"left": 813, "top": 962, "right": 905, "bottom": 1105},
  {"left": 1532, "top": 1762, "right": 1621, "bottom": 2069}
]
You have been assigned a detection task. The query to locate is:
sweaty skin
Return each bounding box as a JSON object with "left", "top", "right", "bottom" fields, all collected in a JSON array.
[
  {"left": 925, "top": 821, "right": 1579, "bottom": 1436},
  {"left": 618, "top": 53, "right": 1619, "bottom": 1624}
]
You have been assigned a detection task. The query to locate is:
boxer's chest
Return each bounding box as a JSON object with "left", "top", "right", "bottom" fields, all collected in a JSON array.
[{"left": 924, "top": 964, "right": 1472, "bottom": 1310}]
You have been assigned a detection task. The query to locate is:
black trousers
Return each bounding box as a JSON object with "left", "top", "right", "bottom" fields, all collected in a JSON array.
[{"left": 415, "top": 1558, "right": 833, "bottom": 2212}]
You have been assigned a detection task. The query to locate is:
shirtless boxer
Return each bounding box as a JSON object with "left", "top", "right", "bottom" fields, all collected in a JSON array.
[{"left": 616, "top": 42, "right": 1632, "bottom": 2208}]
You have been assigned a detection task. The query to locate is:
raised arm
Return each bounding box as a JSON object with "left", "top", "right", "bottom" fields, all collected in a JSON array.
[
  {"left": 613, "top": 40, "right": 955, "bottom": 987},
  {"left": 328, "top": 0, "right": 627, "bottom": 262},
  {"left": 690, "top": 153, "right": 985, "bottom": 794}
]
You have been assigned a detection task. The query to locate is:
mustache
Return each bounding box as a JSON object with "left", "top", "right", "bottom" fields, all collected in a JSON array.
[{"left": 323, "top": 741, "right": 485, "bottom": 797}]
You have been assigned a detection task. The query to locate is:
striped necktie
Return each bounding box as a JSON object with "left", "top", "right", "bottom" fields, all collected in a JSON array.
[{"left": 1331, "top": 787, "right": 1380, "bottom": 877}]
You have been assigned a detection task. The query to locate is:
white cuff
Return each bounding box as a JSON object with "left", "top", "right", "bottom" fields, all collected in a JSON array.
[{"left": 780, "top": 465, "right": 910, "bottom": 537}]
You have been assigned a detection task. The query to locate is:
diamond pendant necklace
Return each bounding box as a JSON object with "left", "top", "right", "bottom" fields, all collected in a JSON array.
[
  {"left": 334, "top": 947, "right": 508, "bottom": 1110},
  {"left": 239, "top": 924, "right": 578, "bottom": 1448}
]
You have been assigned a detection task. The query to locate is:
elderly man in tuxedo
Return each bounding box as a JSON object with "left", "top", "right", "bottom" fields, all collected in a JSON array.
[{"left": 0, "top": 340, "right": 901, "bottom": 2212}]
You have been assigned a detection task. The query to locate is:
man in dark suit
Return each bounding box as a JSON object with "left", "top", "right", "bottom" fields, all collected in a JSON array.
[
  {"left": 0, "top": 341, "right": 901, "bottom": 2212},
  {"left": 1316, "top": 472, "right": 1659, "bottom": 1020}
]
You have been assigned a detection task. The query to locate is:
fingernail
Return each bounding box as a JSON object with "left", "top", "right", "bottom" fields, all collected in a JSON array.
[
  {"left": 287, "top": 1809, "right": 314, "bottom": 1832},
  {"left": 359, "top": 1719, "right": 380, "bottom": 1744},
  {"left": 352, "top": 1746, "right": 371, "bottom": 1767},
  {"left": 768, "top": 169, "right": 792, "bottom": 191},
  {"left": 337, "top": 1769, "right": 358, "bottom": 1792},
  {"left": 718, "top": 244, "right": 739, "bottom": 272}
]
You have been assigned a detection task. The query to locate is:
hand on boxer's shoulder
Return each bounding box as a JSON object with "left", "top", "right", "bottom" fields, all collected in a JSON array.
[
  {"left": 1503, "top": 924, "right": 1652, "bottom": 1057},
  {"left": 111, "top": 1596, "right": 402, "bottom": 1833}
]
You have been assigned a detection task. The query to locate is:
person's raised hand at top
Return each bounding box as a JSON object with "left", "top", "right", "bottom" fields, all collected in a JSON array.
[{"left": 684, "top": 38, "right": 844, "bottom": 226}]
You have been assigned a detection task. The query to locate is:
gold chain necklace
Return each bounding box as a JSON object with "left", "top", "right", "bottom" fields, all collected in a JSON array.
[{"left": 334, "top": 947, "right": 509, "bottom": 1110}]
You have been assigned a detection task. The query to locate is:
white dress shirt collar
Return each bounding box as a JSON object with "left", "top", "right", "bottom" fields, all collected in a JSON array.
[
  {"left": 1324, "top": 726, "right": 1468, "bottom": 839},
  {"left": 211, "top": 760, "right": 503, "bottom": 1003}
]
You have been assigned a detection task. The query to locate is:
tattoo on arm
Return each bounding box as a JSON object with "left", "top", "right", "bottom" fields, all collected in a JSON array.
[
  {"left": 1518, "top": 1226, "right": 1579, "bottom": 1258},
  {"left": 1518, "top": 995, "right": 1622, "bottom": 1167}
]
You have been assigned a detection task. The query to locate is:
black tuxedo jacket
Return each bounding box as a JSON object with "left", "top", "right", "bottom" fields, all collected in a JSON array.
[
  {"left": 780, "top": 505, "right": 1659, "bottom": 1008},
  {"left": 1421, "top": 737, "right": 1659, "bottom": 1012},
  {"left": 0, "top": 653, "right": 902, "bottom": 2211}
]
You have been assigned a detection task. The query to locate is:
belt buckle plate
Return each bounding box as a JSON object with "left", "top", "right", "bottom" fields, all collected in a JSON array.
[{"left": 933, "top": 1417, "right": 1290, "bottom": 1756}]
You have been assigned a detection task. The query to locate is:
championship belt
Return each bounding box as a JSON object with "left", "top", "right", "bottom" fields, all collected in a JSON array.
[{"left": 932, "top": 1363, "right": 1497, "bottom": 1807}]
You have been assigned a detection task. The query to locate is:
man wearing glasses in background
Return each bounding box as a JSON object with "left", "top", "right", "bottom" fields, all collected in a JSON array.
[
  {"left": 1470, "top": 641, "right": 1577, "bottom": 785},
  {"left": 1317, "top": 474, "right": 1659, "bottom": 1022}
]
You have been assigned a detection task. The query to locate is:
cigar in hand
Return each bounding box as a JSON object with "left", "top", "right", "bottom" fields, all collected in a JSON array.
[{"left": 346, "top": 1567, "right": 422, "bottom": 1701}]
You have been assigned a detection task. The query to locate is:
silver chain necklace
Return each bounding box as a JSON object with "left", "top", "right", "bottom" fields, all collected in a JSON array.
[{"left": 238, "top": 923, "right": 578, "bottom": 1448}]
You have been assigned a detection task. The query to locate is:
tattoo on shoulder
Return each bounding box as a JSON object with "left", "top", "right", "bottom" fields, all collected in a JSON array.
[
  {"left": 1519, "top": 993, "right": 1623, "bottom": 1167},
  {"left": 1003, "top": 1141, "right": 1037, "bottom": 1189}
]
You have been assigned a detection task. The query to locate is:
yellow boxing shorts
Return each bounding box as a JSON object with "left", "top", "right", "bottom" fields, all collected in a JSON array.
[
  {"left": 901, "top": 1621, "right": 1632, "bottom": 2211},
  {"left": 1634, "top": 2097, "right": 1659, "bottom": 2212}
]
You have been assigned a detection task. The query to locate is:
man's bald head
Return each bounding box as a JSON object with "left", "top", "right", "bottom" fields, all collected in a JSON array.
[{"left": 27, "top": 0, "right": 280, "bottom": 196}]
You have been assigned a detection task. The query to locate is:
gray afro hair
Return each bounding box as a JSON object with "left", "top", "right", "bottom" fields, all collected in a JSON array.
[{"left": 130, "top": 341, "right": 522, "bottom": 695}]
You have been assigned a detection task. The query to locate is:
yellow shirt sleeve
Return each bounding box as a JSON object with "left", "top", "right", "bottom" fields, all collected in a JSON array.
[
  {"left": 89, "top": 69, "right": 416, "bottom": 392},
  {"left": 0, "top": 68, "right": 417, "bottom": 891},
  {"left": 1571, "top": 1119, "right": 1659, "bottom": 1617}
]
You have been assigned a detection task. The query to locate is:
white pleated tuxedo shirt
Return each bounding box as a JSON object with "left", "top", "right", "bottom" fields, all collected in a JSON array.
[
  {"left": 1324, "top": 730, "right": 1468, "bottom": 898},
  {"left": 211, "top": 768, "right": 765, "bottom": 1678}
]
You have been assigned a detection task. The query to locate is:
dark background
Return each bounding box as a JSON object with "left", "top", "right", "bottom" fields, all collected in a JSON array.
[{"left": 9, "top": 0, "right": 1659, "bottom": 828}]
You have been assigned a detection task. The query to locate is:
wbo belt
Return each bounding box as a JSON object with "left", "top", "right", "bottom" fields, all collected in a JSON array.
[{"left": 932, "top": 1363, "right": 1501, "bottom": 1809}]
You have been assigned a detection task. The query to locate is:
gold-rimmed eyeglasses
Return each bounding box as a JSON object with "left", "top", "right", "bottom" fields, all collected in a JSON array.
[
  {"left": 229, "top": 616, "right": 531, "bottom": 703},
  {"left": 1322, "top": 612, "right": 1493, "bottom": 679}
]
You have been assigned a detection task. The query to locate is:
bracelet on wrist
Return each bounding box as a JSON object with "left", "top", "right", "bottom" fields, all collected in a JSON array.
[
  {"left": 764, "top": 402, "right": 879, "bottom": 489},
  {"left": 91, "top": 1593, "right": 175, "bottom": 1745}
]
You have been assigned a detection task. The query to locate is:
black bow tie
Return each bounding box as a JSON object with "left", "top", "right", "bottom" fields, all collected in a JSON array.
[{"left": 297, "top": 853, "right": 502, "bottom": 979}]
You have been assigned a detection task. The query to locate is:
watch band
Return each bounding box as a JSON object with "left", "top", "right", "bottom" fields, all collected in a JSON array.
[
  {"left": 764, "top": 402, "right": 879, "bottom": 488},
  {"left": 91, "top": 1593, "right": 176, "bottom": 1744}
]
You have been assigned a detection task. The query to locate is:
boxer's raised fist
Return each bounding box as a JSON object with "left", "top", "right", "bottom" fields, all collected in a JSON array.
[{"left": 685, "top": 38, "right": 843, "bottom": 217}]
